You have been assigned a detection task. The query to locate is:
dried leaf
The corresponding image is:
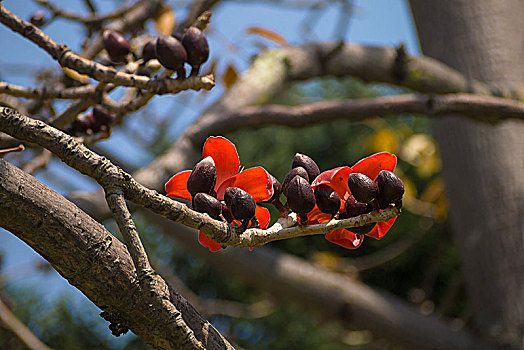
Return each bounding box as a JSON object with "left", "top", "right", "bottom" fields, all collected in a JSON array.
[
  {"left": 245, "top": 26, "right": 288, "bottom": 46},
  {"left": 62, "top": 67, "right": 89, "bottom": 84},
  {"left": 155, "top": 6, "right": 175, "bottom": 35},
  {"left": 222, "top": 64, "right": 238, "bottom": 89}
]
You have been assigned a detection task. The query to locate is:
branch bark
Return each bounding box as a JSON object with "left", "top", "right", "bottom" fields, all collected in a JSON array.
[{"left": 0, "top": 158, "right": 232, "bottom": 350}]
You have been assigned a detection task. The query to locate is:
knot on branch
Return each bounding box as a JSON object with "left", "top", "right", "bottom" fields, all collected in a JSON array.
[{"left": 100, "top": 311, "right": 129, "bottom": 337}]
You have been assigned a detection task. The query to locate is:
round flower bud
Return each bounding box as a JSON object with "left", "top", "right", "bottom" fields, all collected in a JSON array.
[
  {"left": 348, "top": 173, "right": 378, "bottom": 203},
  {"left": 181, "top": 26, "right": 209, "bottom": 76},
  {"left": 224, "top": 187, "right": 256, "bottom": 221},
  {"left": 72, "top": 112, "right": 95, "bottom": 135},
  {"left": 220, "top": 201, "right": 235, "bottom": 223},
  {"left": 103, "top": 30, "right": 131, "bottom": 62},
  {"left": 141, "top": 39, "right": 157, "bottom": 62},
  {"left": 192, "top": 192, "right": 222, "bottom": 220},
  {"left": 376, "top": 170, "right": 405, "bottom": 203},
  {"left": 314, "top": 184, "right": 341, "bottom": 216},
  {"left": 92, "top": 105, "right": 113, "bottom": 130},
  {"left": 155, "top": 35, "right": 187, "bottom": 78},
  {"left": 292, "top": 153, "right": 320, "bottom": 184},
  {"left": 286, "top": 175, "right": 315, "bottom": 217},
  {"left": 29, "top": 11, "right": 46, "bottom": 27},
  {"left": 187, "top": 156, "right": 216, "bottom": 196},
  {"left": 282, "top": 167, "right": 309, "bottom": 196},
  {"left": 267, "top": 175, "right": 282, "bottom": 203}
]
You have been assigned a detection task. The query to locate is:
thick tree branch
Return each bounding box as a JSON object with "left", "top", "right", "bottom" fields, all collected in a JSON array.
[
  {"left": 0, "top": 4, "right": 215, "bottom": 95},
  {"left": 0, "top": 159, "right": 232, "bottom": 350}
]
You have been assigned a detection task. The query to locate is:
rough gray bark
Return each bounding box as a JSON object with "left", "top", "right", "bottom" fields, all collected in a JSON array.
[
  {"left": 409, "top": 1, "right": 524, "bottom": 347},
  {"left": 0, "top": 159, "right": 233, "bottom": 350}
]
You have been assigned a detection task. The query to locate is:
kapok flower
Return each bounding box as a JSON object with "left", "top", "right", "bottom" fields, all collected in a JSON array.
[
  {"left": 308, "top": 152, "right": 398, "bottom": 249},
  {"left": 165, "top": 136, "right": 274, "bottom": 252}
]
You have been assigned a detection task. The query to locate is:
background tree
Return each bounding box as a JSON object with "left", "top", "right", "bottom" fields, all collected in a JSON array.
[{"left": 1, "top": 0, "right": 523, "bottom": 349}]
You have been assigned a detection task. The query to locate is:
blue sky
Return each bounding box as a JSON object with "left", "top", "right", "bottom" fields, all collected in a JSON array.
[{"left": 0, "top": 0, "right": 418, "bottom": 343}]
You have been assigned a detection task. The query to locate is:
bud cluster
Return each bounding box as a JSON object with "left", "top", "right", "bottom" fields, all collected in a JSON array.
[
  {"left": 64, "top": 105, "right": 114, "bottom": 136},
  {"left": 187, "top": 157, "right": 256, "bottom": 230},
  {"left": 101, "top": 26, "right": 209, "bottom": 79}
]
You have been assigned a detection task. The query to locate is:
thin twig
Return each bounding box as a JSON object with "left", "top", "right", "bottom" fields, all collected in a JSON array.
[
  {"left": 34, "top": 0, "right": 138, "bottom": 24},
  {"left": 105, "top": 186, "right": 152, "bottom": 275},
  {"left": 22, "top": 148, "right": 52, "bottom": 174}
]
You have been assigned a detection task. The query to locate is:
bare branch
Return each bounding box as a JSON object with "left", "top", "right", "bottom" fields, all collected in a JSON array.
[
  {"left": 0, "top": 4, "right": 215, "bottom": 95},
  {"left": 0, "top": 81, "right": 96, "bottom": 100},
  {"left": 34, "top": 0, "right": 139, "bottom": 24},
  {"left": 0, "top": 295, "right": 53, "bottom": 350},
  {"left": 203, "top": 93, "right": 524, "bottom": 134}
]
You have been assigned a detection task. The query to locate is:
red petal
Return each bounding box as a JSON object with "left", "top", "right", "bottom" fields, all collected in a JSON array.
[
  {"left": 255, "top": 205, "right": 271, "bottom": 229},
  {"left": 312, "top": 166, "right": 352, "bottom": 199},
  {"left": 307, "top": 205, "right": 332, "bottom": 224},
  {"left": 203, "top": 136, "right": 240, "bottom": 190},
  {"left": 198, "top": 231, "right": 223, "bottom": 252},
  {"left": 365, "top": 216, "right": 397, "bottom": 240},
  {"left": 165, "top": 170, "right": 192, "bottom": 201},
  {"left": 351, "top": 152, "right": 397, "bottom": 181},
  {"left": 325, "top": 229, "right": 364, "bottom": 249},
  {"left": 216, "top": 167, "right": 272, "bottom": 201}
]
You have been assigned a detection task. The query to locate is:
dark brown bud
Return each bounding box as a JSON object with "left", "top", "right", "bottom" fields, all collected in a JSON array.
[
  {"left": 282, "top": 167, "right": 309, "bottom": 196},
  {"left": 224, "top": 187, "right": 256, "bottom": 221},
  {"left": 141, "top": 39, "right": 157, "bottom": 62},
  {"left": 292, "top": 153, "right": 320, "bottom": 184},
  {"left": 29, "top": 11, "right": 46, "bottom": 27},
  {"left": 155, "top": 35, "right": 187, "bottom": 78},
  {"left": 192, "top": 192, "right": 221, "bottom": 220},
  {"left": 286, "top": 175, "right": 315, "bottom": 216},
  {"left": 181, "top": 27, "right": 209, "bottom": 76},
  {"left": 314, "top": 184, "right": 341, "bottom": 216},
  {"left": 103, "top": 30, "right": 131, "bottom": 62},
  {"left": 92, "top": 105, "right": 113, "bottom": 125},
  {"left": 187, "top": 156, "right": 216, "bottom": 196},
  {"left": 376, "top": 170, "right": 404, "bottom": 203},
  {"left": 348, "top": 173, "right": 378, "bottom": 203},
  {"left": 344, "top": 195, "right": 372, "bottom": 218},
  {"left": 267, "top": 175, "right": 282, "bottom": 202},
  {"left": 72, "top": 112, "right": 95, "bottom": 135}
]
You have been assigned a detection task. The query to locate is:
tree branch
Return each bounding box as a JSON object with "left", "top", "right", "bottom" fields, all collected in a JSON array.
[
  {"left": 34, "top": 0, "right": 139, "bottom": 24},
  {"left": 0, "top": 158, "right": 232, "bottom": 350},
  {"left": 0, "top": 4, "right": 215, "bottom": 95},
  {"left": 204, "top": 93, "right": 524, "bottom": 134}
]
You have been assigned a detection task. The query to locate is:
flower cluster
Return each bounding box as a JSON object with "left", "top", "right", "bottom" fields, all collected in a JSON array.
[{"left": 165, "top": 136, "right": 404, "bottom": 251}]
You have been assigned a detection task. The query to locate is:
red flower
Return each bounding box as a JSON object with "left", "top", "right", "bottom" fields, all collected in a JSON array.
[
  {"left": 308, "top": 152, "right": 398, "bottom": 249},
  {"left": 165, "top": 136, "right": 274, "bottom": 252}
]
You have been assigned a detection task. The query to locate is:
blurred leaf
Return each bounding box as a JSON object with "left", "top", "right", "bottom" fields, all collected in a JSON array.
[
  {"left": 245, "top": 26, "right": 288, "bottom": 46},
  {"left": 155, "top": 6, "right": 175, "bottom": 35},
  {"left": 364, "top": 128, "right": 399, "bottom": 154},
  {"left": 401, "top": 133, "right": 441, "bottom": 177},
  {"left": 62, "top": 67, "right": 89, "bottom": 84},
  {"left": 222, "top": 63, "right": 239, "bottom": 89}
]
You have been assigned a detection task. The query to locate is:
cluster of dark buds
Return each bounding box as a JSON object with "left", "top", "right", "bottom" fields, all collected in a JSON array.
[
  {"left": 63, "top": 105, "right": 114, "bottom": 136},
  {"left": 166, "top": 136, "right": 274, "bottom": 252},
  {"left": 166, "top": 136, "right": 404, "bottom": 252},
  {"left": 102, "top": 26, "right": 209, "bottom": 79}
]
